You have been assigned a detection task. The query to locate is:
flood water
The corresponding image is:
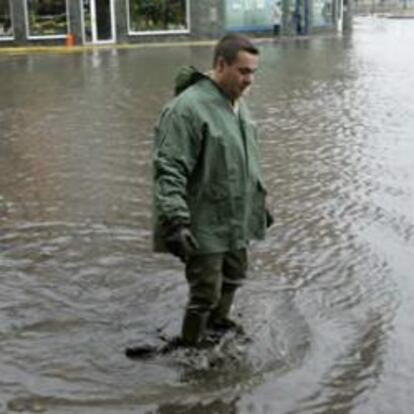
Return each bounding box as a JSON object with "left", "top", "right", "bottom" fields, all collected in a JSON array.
[{"left": 1, "top": 17, "right": 414, "bottom": 414}]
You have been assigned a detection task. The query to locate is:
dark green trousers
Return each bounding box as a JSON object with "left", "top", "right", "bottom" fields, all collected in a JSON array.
[
  {"left": 184, "top": 248, "right": 248, "bottom": 314},
  {"left": 180, "top": 249, "right": 247, "bottom": 345}
]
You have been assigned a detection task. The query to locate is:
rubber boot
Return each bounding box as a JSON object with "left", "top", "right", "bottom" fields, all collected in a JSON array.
[
  {"left": 180, "top": 309, "right": 210, "bottom": 347},
  {"left": 208, "top": 286, "right": 243, "bottom": 334}
]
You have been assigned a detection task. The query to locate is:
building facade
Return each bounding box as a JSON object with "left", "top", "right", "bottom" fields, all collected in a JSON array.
[
  {"left": 353, "top": 0, "right": 414, "bottom": 15},
  {"left": 0, "top": 0, "right": 345, "bottom": 47}
]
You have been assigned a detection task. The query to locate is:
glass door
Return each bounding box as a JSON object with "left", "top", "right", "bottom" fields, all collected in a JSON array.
[{"left": 83, "top": 0, "right": 115, "bottom": 44}]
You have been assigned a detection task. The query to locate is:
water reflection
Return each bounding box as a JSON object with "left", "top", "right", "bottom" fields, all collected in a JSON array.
[
  {"left": 1, "top": 17, "right": 413, "bottom": 413},
  {"left": 288, "top": 313, "right": 390, "bottom": 414}
]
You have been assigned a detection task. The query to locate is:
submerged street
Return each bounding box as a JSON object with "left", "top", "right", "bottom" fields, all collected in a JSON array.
[{"left": 1, "top": 17, "right": 414, "bottom": 413}]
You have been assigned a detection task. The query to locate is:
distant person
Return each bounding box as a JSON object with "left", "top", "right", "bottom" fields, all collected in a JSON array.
[
  {"left": 293, "top": 9, "right": 301, "bottom": 35},
  {"left": 272, "top": 0, "right": 282, "bottom": 35},
  {"left": 150, "top": 34, "right": 273, "bottom": 349}
]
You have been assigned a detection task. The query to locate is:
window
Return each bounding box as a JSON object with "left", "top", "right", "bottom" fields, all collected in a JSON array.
[
  {"left": 26, "top": 0, "right": 68, "bottom": 37},
  {"left": 225, "top": 0, "right": 273, "bottom": 31},
  {"left": 0, "top": 0, "right": 13, "bottom": 38},
  {"left": 313, "top": 0, "right": 334, "bottom": 26},
  {"left": 128, "top": 0, "right": 189, "bottom": 33}
]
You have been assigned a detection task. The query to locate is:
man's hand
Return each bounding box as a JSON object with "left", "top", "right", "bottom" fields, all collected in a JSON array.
[{"left": 164, "top": 226, "right": 199, "bottom": 262}]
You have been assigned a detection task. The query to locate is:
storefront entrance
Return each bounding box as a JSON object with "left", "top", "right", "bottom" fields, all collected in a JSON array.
[{"left": 82, "top": 0, "right": 115, "bottom": 44}]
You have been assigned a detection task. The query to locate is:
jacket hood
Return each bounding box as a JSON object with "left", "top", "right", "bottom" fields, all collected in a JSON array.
[{"left": 174, "top": 66, "right": 207, "bottom": 96}]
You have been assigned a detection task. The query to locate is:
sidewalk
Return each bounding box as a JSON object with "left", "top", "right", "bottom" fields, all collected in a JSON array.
[
  {"left": 0, "top": 39, "right": 218, "bottom": 56},
  {"left": 386, "top": 9, "right": 414, "bottom": 18},
  {"left": 0, "top": 34, "right": 324, "bottom": 56}
]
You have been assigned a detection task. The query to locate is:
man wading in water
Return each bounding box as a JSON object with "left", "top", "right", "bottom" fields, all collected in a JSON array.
[{"left": 126, "top": 34, "right": 272, "bottom": 357}]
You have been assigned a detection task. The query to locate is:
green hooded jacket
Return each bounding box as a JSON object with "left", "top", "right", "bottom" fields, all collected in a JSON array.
[{"left": 153, "top": 66, "right": 267, "bottom": 254}]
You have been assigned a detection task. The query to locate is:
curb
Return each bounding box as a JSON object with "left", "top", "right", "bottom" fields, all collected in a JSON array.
[
  {"left": 0, "top": 40, "right": 218, "bottom": 56},
  {"left": 0, "top": 35, "right": 327, "bottom": 56}
]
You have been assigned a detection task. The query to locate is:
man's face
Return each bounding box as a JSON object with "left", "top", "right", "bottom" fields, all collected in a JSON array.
[{"left": 215, "top": 51, "right": 259, "bottom": 101}]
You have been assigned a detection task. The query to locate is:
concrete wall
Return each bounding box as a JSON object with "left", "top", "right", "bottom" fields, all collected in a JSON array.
[
  {"left": 10, "top": 0, "right": 26, "bottom": 45},
  {"left": 114, "top": 0, "right": 129, "bottom": 43},
  {"left": 68, "top": 0, "right": 83, "bottom": 45}
]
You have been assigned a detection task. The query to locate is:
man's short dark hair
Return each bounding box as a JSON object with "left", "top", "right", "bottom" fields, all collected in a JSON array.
[{"left": 213, "top": 34, "right": 259, "bottom": 67}]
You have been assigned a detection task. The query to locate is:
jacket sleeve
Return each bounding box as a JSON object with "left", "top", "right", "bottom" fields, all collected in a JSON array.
[{"left": 153, "top": 109, "right": 201, "bottom": 227}]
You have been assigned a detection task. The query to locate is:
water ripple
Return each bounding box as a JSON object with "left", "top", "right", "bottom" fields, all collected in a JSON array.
[{"left": 1, "top": 18, "right": 414, "bottom": 414}]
